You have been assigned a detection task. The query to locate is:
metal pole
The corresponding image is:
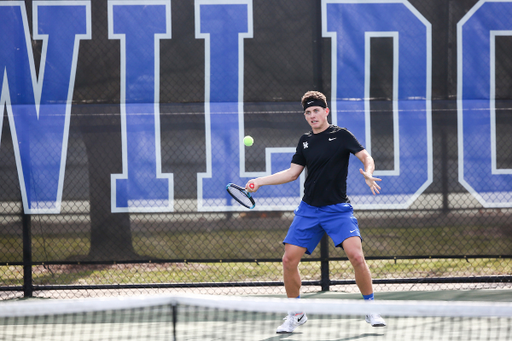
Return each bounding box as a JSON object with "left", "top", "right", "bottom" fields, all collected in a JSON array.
[
  {"left": 320, "top": 234, "right": 330, "bottom": 291},
  {"left": 441, "top": 127, "right": 449, "bottom": 213},
  {"left": 22, "top": 211, "right": 33, "bottom": 297},
  {"left": 312, "top": 0, "right": 324, "bottom": 93}
]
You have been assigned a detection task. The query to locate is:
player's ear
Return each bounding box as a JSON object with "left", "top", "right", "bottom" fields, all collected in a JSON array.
[{"left": 325, "top": 107, "right": 330, "bottom": 116}]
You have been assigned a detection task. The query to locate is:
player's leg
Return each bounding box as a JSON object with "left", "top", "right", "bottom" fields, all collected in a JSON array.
[
  {"left": 342, "top": 236, "right": 373, "bottom": 296},
  {"left": 343, "top": 237, "right": 386, "bottom": 327},
  {"left": 282, "top": 243, "right": 307, "bottom": 298},
  {"left": 276, "top": 244, "right": 308, "bottom": 333},
  {"left": 321, "top": 203, "right": 386, "bottom": 327},
  {"left": 321, "top": 204, "right": 373, "bottom": 295},
  {"left": 277, "top": 203, "right": 324, "bottom": 333},
  {"left": 342, "top": 237, "right": 386, "bottom": 327},
  {"left": 281, "top": 203, "right": 324, "bottom": 297}
]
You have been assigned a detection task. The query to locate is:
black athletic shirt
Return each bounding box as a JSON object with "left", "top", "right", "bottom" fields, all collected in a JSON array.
[{"left": 291, "top": 125, "right": 364, "bottom": 207}]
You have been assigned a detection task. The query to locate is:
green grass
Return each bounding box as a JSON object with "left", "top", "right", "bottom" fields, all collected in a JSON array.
[
  {"left": 1, "top": 258, "right": 510, "bottom": 286},
  {"left": 2, "top": 225, "right": 508, "bottom": 262},
  {"left": 0, "top": 225, "right": 510, "bottom": 286},
  {"left": 362, "top": 225, "right": 512, "bottom": 257}
]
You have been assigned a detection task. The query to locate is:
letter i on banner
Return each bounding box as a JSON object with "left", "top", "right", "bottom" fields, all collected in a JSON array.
[
  {"left": 195, "top": 0, "right": 301, "bottom": 211},
  {"left": 109, "top": 1, "right": 174, "bottom": 213}
]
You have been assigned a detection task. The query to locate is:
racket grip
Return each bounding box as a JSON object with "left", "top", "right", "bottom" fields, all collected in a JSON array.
[{"left": 249, "top": 183, "right": 255, "bottom": 189}]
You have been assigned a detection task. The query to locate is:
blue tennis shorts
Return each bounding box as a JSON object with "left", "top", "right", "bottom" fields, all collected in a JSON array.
[{"left": 283, "top": 201, "right": 362, "bottom": 255}]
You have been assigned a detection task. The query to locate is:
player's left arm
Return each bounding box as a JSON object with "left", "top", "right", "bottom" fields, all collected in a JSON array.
[{"left": 354, "top": 149, "right": 382, "bottom": 195}]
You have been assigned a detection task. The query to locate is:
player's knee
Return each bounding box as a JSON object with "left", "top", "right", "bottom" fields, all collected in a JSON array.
[
  {"left": 282, "top": 253, "right": 299, "bottom": 271},
  {"left": 348, "top": 252, "right": 366, "bottom": 268},
  {"left": 281, "top": 254, "right": 292, "bottom": 269}
]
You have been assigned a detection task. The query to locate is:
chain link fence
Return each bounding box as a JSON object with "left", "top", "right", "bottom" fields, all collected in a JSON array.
[{"left": 0, "top": 0, "right": 511, "bottom": 300}]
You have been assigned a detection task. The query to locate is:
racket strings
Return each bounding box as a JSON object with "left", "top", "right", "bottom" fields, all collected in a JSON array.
[
  {"left": 226, "top": 183, "right": 256, "bottom": 209},
  {"left": 227, "top": 187, "right": 253, "bottom": 207}
]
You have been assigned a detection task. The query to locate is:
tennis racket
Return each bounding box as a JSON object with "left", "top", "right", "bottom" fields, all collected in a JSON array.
[{"left": 226, "top": 183, "right": 256, "bottom": 209}]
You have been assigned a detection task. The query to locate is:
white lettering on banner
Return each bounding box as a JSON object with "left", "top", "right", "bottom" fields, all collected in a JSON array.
[
  {"left": 457, "top": 0, "right": 512, "bottom": 207},
  {"left": 0, "top": 2, "right": 91, "bottom": 213},
  {"left": 108, "top": 1, "right": 174, "bottom": 212},
  {"left": 2, "top": 1, "right": 512, "bottom": 214},
  {"left": 322, "top": 0, "right": 433, "bottom": 209},
  {"left": 195, "top": 0, "right": 302, "bottom": 212}
]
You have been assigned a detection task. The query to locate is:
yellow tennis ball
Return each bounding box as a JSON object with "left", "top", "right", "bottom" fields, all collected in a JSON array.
[{"left": 243, "top": 135, "right": 254, "bottom": 147}]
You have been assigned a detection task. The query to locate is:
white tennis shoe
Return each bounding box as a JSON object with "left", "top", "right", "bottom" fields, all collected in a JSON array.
[
  {"left": 365, "top": 313, "right": 386, "bottom": 327},
  {"left": 276, "top": 312, "right": 308, "bottom": 333}
]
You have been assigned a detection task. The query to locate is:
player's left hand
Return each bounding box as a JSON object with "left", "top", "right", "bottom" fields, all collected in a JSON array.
[{"left": 359, "top": 168, "right": 382, "bottom": 195}]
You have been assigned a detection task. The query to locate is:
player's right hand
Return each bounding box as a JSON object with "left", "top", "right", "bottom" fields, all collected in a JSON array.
[{"left": 245, "top": 181, "right": 257, "bottom": 192}]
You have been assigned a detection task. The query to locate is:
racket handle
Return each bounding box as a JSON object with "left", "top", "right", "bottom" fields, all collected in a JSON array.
[{"left": 249, "top": 183, "right": 255, "bottom": 189}]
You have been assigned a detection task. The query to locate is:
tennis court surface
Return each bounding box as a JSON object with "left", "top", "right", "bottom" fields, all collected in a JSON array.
[{"left": 1, "top": 290, "right": 511, "bottom": 340}]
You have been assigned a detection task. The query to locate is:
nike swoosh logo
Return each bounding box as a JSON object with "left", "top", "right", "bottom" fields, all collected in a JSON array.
[
  {"left": 350, "top": 230, "right": 356, "bottom": 233},
  {"left": 329, "top": 138, "right": 336, "bottom": 141},
  {"left": 297, "top": 315, "right": 304, "bottom": 322},
  {"left": 307, "top": 101, "right": 314, "bottom": 105}
]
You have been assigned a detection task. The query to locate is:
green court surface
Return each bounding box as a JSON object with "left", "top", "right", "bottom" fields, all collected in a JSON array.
[
  {"left": 294, "top": 288, "right": 512, "bottom": 302},
  {"left": 1, "top": 290, "right": 511, "bottom": 341},
  {"left": 227, "top": 289, "right": 512, "bottom": 341}
]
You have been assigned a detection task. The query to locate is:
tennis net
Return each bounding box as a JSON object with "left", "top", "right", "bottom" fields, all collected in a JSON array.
[{"left": 0, "top": 293, "right": 511, "bottom": 340}]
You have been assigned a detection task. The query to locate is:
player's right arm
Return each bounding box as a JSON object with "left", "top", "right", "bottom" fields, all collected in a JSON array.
[{"left": 245, "top": 163, "right": 304, "bottom": 192}]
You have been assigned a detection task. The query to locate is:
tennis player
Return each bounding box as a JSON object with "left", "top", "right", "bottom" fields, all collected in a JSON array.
[{"left": 245, "top": 91, "right": 386, "bottom": 333}]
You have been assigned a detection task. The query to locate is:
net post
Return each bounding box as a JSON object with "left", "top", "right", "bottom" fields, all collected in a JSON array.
[
  {"left": 320, "top": 233, "right": 330, "bottom": 291},
  {"left": 22, "top": 211, "right": 33, "bottom": 298},
  {"left": 172, "top": 302, "right": 177, "bottom": 341}
]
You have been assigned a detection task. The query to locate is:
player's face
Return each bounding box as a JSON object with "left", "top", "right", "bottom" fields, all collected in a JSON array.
[{"left": 304, "top": 106, "right": 330, "bottom": 133}]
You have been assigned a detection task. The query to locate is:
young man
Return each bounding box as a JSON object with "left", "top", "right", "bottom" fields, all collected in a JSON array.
[{"left": 245, "top": 91, "right": 386, "bottom": 333}]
